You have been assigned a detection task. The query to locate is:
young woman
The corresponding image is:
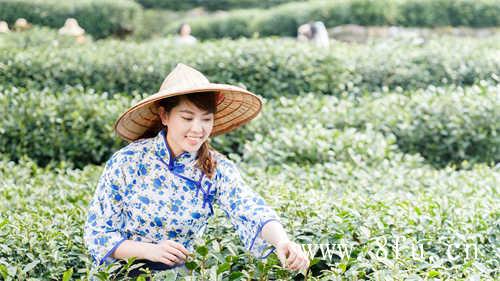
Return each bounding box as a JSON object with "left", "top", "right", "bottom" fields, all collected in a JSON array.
[{"left": 84, "top": 63, "right": 309, "bottom": 278}]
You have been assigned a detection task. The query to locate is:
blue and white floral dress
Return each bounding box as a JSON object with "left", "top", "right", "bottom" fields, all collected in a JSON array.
[{"left": 83, "top": 128, "right": 280, "bottom": 270}]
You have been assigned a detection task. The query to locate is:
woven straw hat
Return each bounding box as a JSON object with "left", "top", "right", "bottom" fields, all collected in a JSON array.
[
  {"left": 58, "top": 18, "right": 85, "bottom": 36},
  {"left": 14, "top": 18, "right": 31, "bottom": 31},
  {"left": 114, "top": 63, "right": 263, "bottom": 142},
  {"left": 0, "top": 21, "right": 10, "bottom": 33}
]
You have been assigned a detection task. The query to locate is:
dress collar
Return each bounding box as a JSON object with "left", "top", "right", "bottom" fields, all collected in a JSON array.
[{"left": 153, "top": 127, "right": 198, "bottom": 169}]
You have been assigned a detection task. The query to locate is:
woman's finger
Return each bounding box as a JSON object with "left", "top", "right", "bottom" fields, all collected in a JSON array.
[
  {"left": 298, "top": 258, "right": 308, "bottom": 270},
  {"left": 286, "top": 245, "right": 298, "bottom": 266},
  {"left": 169, "top": 241, "right": 191, "bottom": 256},
  {"left": 163, "top": 252, "right": 182, "bottom": 264},
  {"left": 160, "top": 256, "right": 175, "bottom": 266},
  {"left": 288, "top": 254, "right": 303, "bottom": 270},
  {"left": 168, "top": 247, "right": 187, "bottom": 261}
]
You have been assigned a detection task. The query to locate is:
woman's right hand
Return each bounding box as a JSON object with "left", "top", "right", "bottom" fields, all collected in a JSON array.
[{"left": 146, "top": 240, "right": 191, "bottom": 266}]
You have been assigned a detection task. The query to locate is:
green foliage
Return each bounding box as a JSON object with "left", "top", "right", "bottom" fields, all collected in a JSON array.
[
  {"left": 0, "top": 87, "right": 130, "bottom": 169},
  {"left": 135, "top": 0, "right": 295, "bottom": 11},
  {"left": 239, "top": 83, "right": 500, "bottom": 168},
  {"left": 0, "top": 0, "right": 142, "bottom": 39},
  {"left": 165, "top": 0, "right": 500, "bottom": 39},
  {"left": 1, "top": 36, "right": 498, "bottom": 98},
  {"left": 0, "top": 26, "right": 93, "bottom": 49},
  {"left": 0, "top": 151, "right": 498, "bottom": 279},
  {"left": 339, "top": 83, "right": 500, "bottom": 167},
  {"left": 397, "top": 0, "right": 500, "bottom": 27},
  {"left": 1, "top": 83, "right": 498, "bottom": 170}
]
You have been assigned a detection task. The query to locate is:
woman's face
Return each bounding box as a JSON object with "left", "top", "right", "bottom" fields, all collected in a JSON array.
[
  {"left": 180, "top": 24, "right": 191, "bottom": 36},
  {"left": 159, "top": 98, "right": 214, "bottom": 157}
]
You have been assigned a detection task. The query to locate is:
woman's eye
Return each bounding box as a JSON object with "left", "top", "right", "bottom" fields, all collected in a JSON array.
[
  {"left": 182, "top": 117, "right": 193, "bottom": 121},
  {"left": 203, "top": 119, "right": 212, "bottom": 122}
]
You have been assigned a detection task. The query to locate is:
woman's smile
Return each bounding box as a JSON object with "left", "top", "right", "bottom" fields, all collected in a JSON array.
[{"left": 186, "top": 135, "right": 202, "bottom": 145}]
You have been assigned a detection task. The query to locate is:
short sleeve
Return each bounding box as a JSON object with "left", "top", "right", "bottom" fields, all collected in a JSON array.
[
  {"left": 215, "top": 158, "right": 281, "bottom": 259},
  {"left": 83, "top": 154, "right": 128, "bottom": 267}
]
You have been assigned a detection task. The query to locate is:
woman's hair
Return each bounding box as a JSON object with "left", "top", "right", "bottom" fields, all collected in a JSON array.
[{"left": 155, "top": 92, "right": 218, "bottom": 179}]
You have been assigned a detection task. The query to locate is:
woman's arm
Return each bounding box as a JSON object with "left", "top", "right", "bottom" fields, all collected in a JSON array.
[
  {"left": 261, "top": 220, "right": 310, "bottom": 271},
  {"left": 113, "top": 239, "right": 191, "bottom": 266},
  {"left": 112, "top": 240, "right": 153, "bottom": 260}
]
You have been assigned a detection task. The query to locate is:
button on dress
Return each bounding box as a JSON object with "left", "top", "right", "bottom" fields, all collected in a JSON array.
[{"left": 83, "top": 128, "right": 281, "bottom": 271}]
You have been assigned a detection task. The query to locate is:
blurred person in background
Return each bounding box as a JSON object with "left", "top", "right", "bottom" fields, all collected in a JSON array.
[
  {"left": 0, "top": 21, "right": 10, "bottom": 33},
  {"left": 174, "top": 23, "right": 197, "bottom": 45},
  {"left": 58, "top": 18, "right": 87, "bottom": 44},
  {"left": 297, "top": 21, "right": 330, "bottom": 48}
]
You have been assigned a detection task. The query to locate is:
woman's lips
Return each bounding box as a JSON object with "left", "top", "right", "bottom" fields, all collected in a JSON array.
[{"left": 186, "top": 136, "right": 202, "bottom": 144}]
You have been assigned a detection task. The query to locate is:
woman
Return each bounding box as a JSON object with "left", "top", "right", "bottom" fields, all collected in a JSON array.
[
  {"left": 174, "top": 23, "right": 197, "bottom": 45},
  {"left": 84, "top": 63, "right": 309, "bottom": 279}
]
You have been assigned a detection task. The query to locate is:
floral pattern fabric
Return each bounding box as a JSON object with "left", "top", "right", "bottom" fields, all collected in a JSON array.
[{"left": 83, "top": 128, "right": 280, "bottom": 270}]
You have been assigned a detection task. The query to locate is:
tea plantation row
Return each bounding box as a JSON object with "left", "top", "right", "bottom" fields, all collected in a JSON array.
[
  {"left": 1, "top": 83, "right": 498, "bottom": 168},
  {"left": 1, "top": 35, "right": 499, "bottom": 98},
  {"left": 0, "top": 149, "right": 498, "bottom": 279}
]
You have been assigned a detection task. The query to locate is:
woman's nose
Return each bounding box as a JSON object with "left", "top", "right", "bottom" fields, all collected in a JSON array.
[{"left": 190, "top": 120, "right": 204, "bottom": 134}]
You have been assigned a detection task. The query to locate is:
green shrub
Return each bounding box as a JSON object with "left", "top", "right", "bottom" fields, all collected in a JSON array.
[
  {"left": 245, "top": 83, "right": 500, "bottom": 168},
  {"left": 0, "top": 26, "right": 93, "bottom": 49},
  {"left": 397, "top": 0, "right": 500, "bottom": 27},
  {"left": 340, "top": 83, "right": 500, "bottom": 167},
  {"left": 242, "top": 124, "right": 404, "bottom": 166},
  {"left": 1, "top": 36, "right": 498, "bottom": 98},
  {"left": 0, "top": 87, "right": 131, "bottom": 168},
  {"left": 1, "top": 152, "right": 498, "bottom": 279},
  {"left": 135, "top": 0, "right": 296, "bottom": 11},
  {"left": 165, "top": 0, "right": 500, "bottom": 40},
  {"left": 132, "top": 9, "right": 185, "bottom": 40},
  {"left": 0, "top": 0, "right": 142, "bottom": 39},
  {"left": 2, "top": 83, "right": 499, "bottom": 169}
]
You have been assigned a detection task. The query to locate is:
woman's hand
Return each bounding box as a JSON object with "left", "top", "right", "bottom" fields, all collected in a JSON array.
[
  {"left": 146, "top": 240, "right": 191, "bottom": 266},
  {"left": 276, "top": 240, "right": 310, "bottom": 271}
]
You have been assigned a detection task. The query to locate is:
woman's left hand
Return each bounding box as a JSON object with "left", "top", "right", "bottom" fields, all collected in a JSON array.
[{"left": 276, "top": 240, "right": 310, "bottom": 271}]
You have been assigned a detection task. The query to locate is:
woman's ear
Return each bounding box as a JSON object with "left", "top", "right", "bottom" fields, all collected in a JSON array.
[{"left": 158, "top": 106, "right": 169, "bottom": 126}]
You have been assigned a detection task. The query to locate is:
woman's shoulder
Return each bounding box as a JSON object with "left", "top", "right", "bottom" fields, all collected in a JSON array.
[
  {"left": 105, "top": 137, "right": 154, "bottom": 168},
  {"left": 211, "top": 150, "right": 241, "bottom": 177}
]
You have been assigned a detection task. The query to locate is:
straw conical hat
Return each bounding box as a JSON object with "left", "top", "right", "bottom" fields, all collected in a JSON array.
[
  {"left": 59, "top": 18, "right": 85, "bottom": 36},
  {"left": 14, "top": 18, "right": 31, "bottom": 31},
  {"left": 0, "top": 21, "right": 10, "bottom": 33},
  {"left": 114, "top": 63, "right": 263, "bottom": 142}
]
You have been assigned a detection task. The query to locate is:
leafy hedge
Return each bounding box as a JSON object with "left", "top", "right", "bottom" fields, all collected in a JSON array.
[
  {"left": 2, "top": 84, "right": 499, "bottom": 169},
  {"left": 2, "top": 36, "right": 499, "bottom": 98},
  {"left": 0, "top": 87, "right": 130, "bottom": 169},
  {"left": 338, "top": 84, "right": 500, "bottom": 168},
  {"left": 0, "top": 26, "right": 93, "bottom": 49},
  {"left": 135, "top": 0, "right": 295, "bottom": 11},
  {"left": 251, "top": 83, "right": 500, "bottom": 168},
  {"left": 165, "top": 0, "right": 500, "bottom": 39},
  {"left": 1, "top": 151, "right": 498, "bottom": 279},
  {"left": 0, "top": 0, "right": 141, "bottom": 39}
]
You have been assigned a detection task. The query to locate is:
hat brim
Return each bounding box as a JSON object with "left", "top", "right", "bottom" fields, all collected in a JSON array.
[{"left": 114, "top": 83, "right": 262, "bottom": 142}]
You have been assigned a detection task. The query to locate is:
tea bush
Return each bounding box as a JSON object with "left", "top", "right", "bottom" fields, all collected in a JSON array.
[
  {"left": 0, "top": 87, "right": 130, "bottom": 168},
  {"left": 338, "top": 83, "right": 500, "bottom": 167},
  {"left": 1, "top": 36, "right": 499, "bottom": 98},
  {"left": 135, "top": 0, "right": 295, "bottom": 11},
  {"left": 0, "top": 152, "right": 498, "bottom": 279},
  {"left": 0, "top": 0, "right": 141, "bottom": 39},
  {"left": 1, "top": 83, "right": 499, "bottom": 169},
  {"left": 227, "top": 83, "right": 500, "bottom": 168},
  {"left": 0, "top": 26, "right": 93, "bottom": 49},
  {"left": 165, "top": 0, "right": 500, "bottom": 39}
]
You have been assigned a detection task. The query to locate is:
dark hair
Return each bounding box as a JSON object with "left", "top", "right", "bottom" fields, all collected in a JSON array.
[
  {"left": 309, "top": 22, "right": 318, "bottom": 38},
  {"left": 154, "top": 92, "right": 218, "bottom": 179}
]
